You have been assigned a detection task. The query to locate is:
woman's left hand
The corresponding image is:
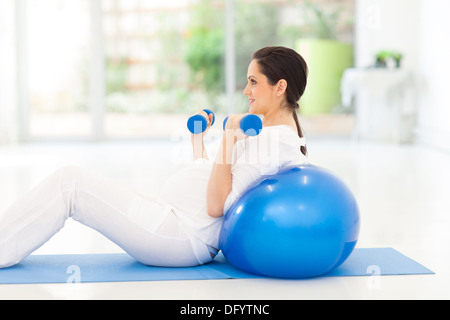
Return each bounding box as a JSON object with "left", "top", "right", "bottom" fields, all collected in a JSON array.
[{"left": 223, "top": 113, "right": 249, "bottom": 142}]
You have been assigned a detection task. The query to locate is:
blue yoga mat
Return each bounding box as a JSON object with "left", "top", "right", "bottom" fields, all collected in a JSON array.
[{"left": 0, "top": 248, "right": 433, "bottom": 284}]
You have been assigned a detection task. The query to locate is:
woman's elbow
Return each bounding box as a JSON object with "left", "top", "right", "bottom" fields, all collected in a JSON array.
[
  {"left": 207, "top": 202, "right": 224, "bottom": 218},
  {"left": 206, "top": 186, "right": 230, "bottom": 218}
]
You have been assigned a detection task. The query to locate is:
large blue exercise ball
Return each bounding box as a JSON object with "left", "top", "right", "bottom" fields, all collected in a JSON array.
[{"left": 219, "top": 164, "right": 360, "bottom": 279}]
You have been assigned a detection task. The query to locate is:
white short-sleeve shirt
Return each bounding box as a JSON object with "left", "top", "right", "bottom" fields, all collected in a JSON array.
[{"left": 223, "top": 125, "right": 307, "bottom": 214}]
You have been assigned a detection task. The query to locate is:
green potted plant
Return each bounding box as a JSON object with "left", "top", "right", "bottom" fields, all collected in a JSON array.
[
  {"left": 375, "top": 50, "right": 390, "bottom": 68},
  {"left": 392, "top": 52, "right": 403, "bottom": 68},
  {"left": 374, "top": 50, "right": 403, "bottom": 68}
]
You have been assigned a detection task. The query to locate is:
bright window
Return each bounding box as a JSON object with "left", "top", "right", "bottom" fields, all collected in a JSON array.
[{"left": 14, "top": 0, "right": 354, "bottom": 141}]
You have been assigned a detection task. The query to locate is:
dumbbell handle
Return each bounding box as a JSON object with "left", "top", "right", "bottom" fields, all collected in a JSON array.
[
  {"left": 187, "top": 109, "right": 215, "bottom": 134},
  {"left": 223, "top": 114, "right": 262, "bottom": 136}
]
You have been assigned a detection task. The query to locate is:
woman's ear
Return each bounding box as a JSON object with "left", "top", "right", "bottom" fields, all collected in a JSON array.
[{"left": 276, "top": 79, "right": 288, "bottom": 97}]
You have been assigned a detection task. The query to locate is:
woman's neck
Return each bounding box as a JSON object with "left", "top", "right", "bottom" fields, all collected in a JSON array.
[{"left": 262, "top": 106, "right": 297, "bottom": 129}]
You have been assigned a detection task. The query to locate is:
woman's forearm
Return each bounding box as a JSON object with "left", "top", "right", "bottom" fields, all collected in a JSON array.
[
  {"left": 191, "top": 134, "right": 209, "bottom": 161},
  {"left": 206, "top": 131, "right": 235, "bottom": 218},
  {"left": 190, "top": 110, "right": 214, "bottom": 161}
]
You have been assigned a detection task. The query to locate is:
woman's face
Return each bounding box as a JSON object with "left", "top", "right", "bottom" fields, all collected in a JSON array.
[{"left": 243, "top": 59, "right": 279, "bottom": 115}]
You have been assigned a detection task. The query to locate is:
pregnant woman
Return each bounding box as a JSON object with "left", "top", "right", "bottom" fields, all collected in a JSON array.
[{"left": 0, "top": 46, "right": 308, "bottom": 268}]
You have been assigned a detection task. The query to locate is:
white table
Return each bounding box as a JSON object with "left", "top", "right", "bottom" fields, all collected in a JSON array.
[{"left": 341, "top": 68, "right": 417, "bottom": 143}]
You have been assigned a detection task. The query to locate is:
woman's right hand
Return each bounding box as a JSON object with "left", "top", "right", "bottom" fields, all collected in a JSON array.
[{"left": 190, "top": 110, "right": 213, "bottom": 160}]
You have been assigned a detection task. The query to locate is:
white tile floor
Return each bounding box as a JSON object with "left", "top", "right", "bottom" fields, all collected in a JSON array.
[{"left": 0, "top": 137, "right": 449, "bottom": 300}]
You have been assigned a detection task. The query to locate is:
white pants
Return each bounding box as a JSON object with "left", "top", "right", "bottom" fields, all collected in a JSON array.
[{"left": 0, "top": 166, "right": 213, "bottom": 268}]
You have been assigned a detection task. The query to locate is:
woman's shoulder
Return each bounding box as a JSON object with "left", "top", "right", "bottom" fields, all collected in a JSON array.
[
  {"left": 233, "top": 125, "right": 306, "bottom": 161},
  {"left": 258, "top": 125, "right": 306, "bottom": 146},
  {"left": 234, "top": 125, "right": 305, "bottom": 149}
]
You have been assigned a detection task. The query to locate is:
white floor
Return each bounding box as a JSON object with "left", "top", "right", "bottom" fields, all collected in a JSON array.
[{"left": 0, "top": 136, "right": 449, "bottom": 300}]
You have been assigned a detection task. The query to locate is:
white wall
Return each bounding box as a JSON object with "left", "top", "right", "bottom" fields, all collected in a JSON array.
[
  {"left": 0, "top": 0, "right": 19, "bottom": 144},
  {"left": 355, "top": 0, "right": 450, "bottom": 150},
  {"left": 415, "top": 0, "right": 450, "bottom": 151},
  {"left": 355, "top": 0, "right": 421, "bottom": 70}
]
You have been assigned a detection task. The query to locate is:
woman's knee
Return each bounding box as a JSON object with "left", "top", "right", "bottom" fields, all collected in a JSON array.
[
  {"left": 0, "top": 241, "right": 18, "bottom": 269},
  {"left": 55, "top": 165, "right": 83, "bottom": 181}
]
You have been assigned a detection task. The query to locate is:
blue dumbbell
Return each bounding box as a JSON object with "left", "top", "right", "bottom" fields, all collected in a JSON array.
[
  {"left": 223, "top": 114, "right": 262, "bottom": 136},
  {"left": 187, "top": 109, "right": 215, "bottom": 134}
]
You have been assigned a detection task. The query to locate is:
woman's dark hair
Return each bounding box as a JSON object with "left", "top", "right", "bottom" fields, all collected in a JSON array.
[{"left": 252, "top": 46, "right": 308, "bottom": 156}]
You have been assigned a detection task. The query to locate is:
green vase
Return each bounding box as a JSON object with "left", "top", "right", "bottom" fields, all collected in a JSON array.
[{"left": 296, "top": 39, "right": 354, "bottom": 115}]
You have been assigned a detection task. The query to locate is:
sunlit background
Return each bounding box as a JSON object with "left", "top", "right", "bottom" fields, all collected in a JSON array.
[
  {"left": 1, "top": 0, "right": 448, "bottom": 149},
  {"left": 1, "top": 0, "right": 357, "bottom": 141}
]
